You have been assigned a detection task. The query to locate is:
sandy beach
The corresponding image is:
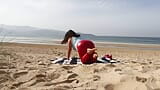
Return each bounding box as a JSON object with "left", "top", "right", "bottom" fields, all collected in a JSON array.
[{"left": 0, "top": 42, "right": 160, "bottom": 90}]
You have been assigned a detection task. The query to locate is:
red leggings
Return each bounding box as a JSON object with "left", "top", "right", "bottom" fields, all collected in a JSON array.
[{"left": 77, "top": 40, "right": 97, "bottom": 64}]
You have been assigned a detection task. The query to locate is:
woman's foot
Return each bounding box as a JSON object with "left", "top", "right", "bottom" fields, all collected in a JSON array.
[
  {"left": 93, "top": 53, "right": 98, "bottom": 59},
  {"left": 87, "top": 48, "right": 97, "bottom": 54}
]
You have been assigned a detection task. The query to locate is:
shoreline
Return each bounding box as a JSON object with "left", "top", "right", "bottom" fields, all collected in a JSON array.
[
  {"left": 2, "top": 41, "right": 160, "bottom": 51},
  {"left": 95, "top": 41, "right": 160, "bottom": 46},
  {"left": 1, "top": 36, "right": 160, "bottom": 46}
]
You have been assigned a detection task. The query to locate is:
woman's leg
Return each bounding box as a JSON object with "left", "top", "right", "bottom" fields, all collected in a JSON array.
[
  {"left": 81, "top": 51, "right": 98, "bottom": 64},
  {"left": 77, "top": 40, "right": 97, "bottom": 64},
  {"left": 92, "top": 52, "right": 98, "bottom": 61}
]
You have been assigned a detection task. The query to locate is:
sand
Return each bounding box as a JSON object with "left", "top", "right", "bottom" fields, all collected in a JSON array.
[{"left": 0, "top": 42, "right": 160, "bottom": 90}]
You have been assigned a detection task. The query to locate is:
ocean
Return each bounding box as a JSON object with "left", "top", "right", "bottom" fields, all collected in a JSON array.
[
  {"left": 1, "top": 36, "right": 160, "bottom": 45},
  {"left": 92, "top": 36, "right": 160, "bottom": 45}
]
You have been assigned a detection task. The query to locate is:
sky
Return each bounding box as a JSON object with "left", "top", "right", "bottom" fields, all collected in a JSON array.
[{"left": 0, "top": 0, "right": 160, "bottom": 37}]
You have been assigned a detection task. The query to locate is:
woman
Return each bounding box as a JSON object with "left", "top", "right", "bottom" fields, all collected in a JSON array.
[{"left": 61, "top": 30, "right": 98, "bottom": 64}]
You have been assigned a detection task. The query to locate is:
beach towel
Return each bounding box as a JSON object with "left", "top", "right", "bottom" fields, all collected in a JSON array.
[{"left": 50, "top": 56, "right": 119, "bottom": 65}]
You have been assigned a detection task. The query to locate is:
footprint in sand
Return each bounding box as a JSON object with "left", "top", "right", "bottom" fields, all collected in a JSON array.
[
  {"left": 0, "top": 70, "right": 7, "bottom": 74},
  {"left": 54, "top": 85, "right": 73, "bottom": 90},
  {"left": 67, "top": 73, "right": 79, "bottom": 84},
  {"left": 47, "top": 71, "right": 61, "bottom": 81},
  {"left": 67, "top": 70, "right": 73, "bottom": 73},
  {"left": 38, "top": 61, "right": 46, "bottom": 65},
  {"left": 16, "top": 87, "right": 31, "bottom": 90},
  {"left": 136, "top": 76, "right": 147, "bottom": 83},
  {"left": 10, "top": 82, "right": 25, "bottom": 89},
  {"left": 12, "top": 70, "right": 28, "bottom": 79},
  {"left": 93, "top": 75, "right": 101, "bottom": 81},
  {"left": 0, "top": 63, "right": 8, "bottom": 69},
  {"left": 67, "top": 73, "right": 78, "bottom": 80},
  {"left": 10, "top": 72, "right": 47, "bottom": 88},
  {"left": 0, "top": 70, "right": 9, "bottom": 84},
  {"left": 0, "top": 76, "right": 9, "bottom": 84},
  {"left": 28, "top": 73, "right": 47, "bottom": 86},
  {"left": 29, "top": 78, "right": 46, "bottom": 86},
  {"left": 104, "top": 84, "right": 114, "bottom": 90},
  {"left": 45, "top": 79, "right": 78, "bottom": 86},
  {"left": 0, "top": 74, "right": 14, "bottom": 84},
  {"left": 115, "top": 68, "right": 122, "bottom": 72},
  {"left": 141, "top": 66, "right": 153, "bottom": 73},
  {"left": 45, "top": 73, "right": 79, "bottom": 86},
  {"left": 146, "top": 77, "right": 160, "bottom": 90},
  {"left": 61, "top": 65, "right": 75, "bottom": 70}
]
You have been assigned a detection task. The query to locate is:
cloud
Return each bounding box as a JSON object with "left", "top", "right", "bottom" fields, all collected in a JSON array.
[{"left": 0, "top": 0, "right": 160, "bottom": 37}]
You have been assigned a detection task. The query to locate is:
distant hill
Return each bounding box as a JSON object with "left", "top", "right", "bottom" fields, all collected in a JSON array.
[
  {"left": 0, "top": 24, "right": 65, "bottom": 39},
  {"left": 0, "top": 24, "right": 96, "bottom": 39},
  {"left": 1, "top": 25, "right": 160, "bottom": 44}
]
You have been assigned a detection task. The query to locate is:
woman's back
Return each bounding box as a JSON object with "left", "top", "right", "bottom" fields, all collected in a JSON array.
[{"left": 72, "top": 37, "right": 81, "bottom": 50}]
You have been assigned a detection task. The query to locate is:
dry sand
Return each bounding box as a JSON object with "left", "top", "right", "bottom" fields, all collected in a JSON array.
[{"left": 0, "top": 42, "right": 160, "bottom": 90}]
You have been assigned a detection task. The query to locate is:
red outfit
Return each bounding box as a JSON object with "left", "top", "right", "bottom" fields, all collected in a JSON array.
[{"left": 77, "top": 40, "right": 97, "bottom": 64}]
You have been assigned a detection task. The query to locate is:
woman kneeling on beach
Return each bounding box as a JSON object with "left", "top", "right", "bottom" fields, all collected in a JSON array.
[{"left": 61, "top": 30, "right": 98, "bottom": 64}]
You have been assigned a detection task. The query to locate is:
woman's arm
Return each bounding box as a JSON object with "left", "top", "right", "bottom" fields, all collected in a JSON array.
[{"left": 67, "top": 37, "right": 72, "bottom": 60}]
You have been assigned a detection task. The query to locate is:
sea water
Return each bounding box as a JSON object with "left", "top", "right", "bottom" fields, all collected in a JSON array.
[
  {"left": 1, "top": 36, "right": 160, "bottom": 45},
  {"left": 91, "top": 36, "right": 160, "bottom": 45}
]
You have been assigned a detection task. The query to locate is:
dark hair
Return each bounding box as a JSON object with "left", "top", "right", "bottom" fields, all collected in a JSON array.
[{"left": 61, "top": 30, "right": 80, "bottom": 44}]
